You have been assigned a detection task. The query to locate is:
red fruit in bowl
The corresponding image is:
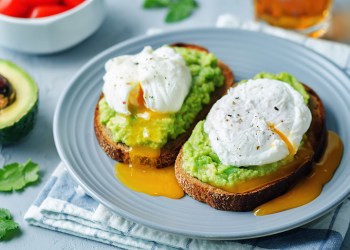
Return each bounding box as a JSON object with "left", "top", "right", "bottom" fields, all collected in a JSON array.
[
  {"left": 21, "top": 0, "right": 61, "bottom": 6},
  {"left": 62, "top": 0, "right": 85, "bottom": 8},
  {"left": 0, "top": 0, "right": 30, "bottom": 18},
  {"left": 29, "top": 5, "right": 69, "bottom": 18}
]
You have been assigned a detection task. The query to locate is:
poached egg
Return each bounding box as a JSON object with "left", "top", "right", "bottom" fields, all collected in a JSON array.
[
  {"left": 204, "top": 78, "right": 312, "bottom": 166},
  {"left": 102, "top": 46, "right": 192, "bottom": 115}
]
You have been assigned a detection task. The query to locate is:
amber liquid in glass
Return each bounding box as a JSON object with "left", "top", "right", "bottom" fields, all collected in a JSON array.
[{"left": 254, "top": 0, "right": 333, "bottom": 37}]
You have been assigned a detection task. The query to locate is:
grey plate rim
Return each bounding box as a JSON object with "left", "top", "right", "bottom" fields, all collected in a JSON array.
[{"left": 53, "top": 27, "right": 350, "bottom": 240}]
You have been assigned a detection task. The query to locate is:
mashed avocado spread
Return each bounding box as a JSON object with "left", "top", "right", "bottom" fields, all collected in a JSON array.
[
  {"left": 99, "top": 47, "right": 225, "bottom": 148},
  {"left": 182, "top": 72, "right": 310, "bottom": 188}
]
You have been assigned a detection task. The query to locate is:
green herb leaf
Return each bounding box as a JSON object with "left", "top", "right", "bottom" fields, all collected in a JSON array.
[
  {"left": 0, "top": 208, "right": 19, "bottom": 240},
  {"left": 0, "top": 209, "right": 11, "bottom": 220},
  {"left": 143, "top": 0, "right": 198, "bottom": 22},
  {"left": 143, "top": 0, "right": 171, "bottom": 8},
  {"left": 0, "top": 160, "right": 39, "bottom": 192},
  {"left": 165, "top": 0, "right": 198, "bottom": 23}
]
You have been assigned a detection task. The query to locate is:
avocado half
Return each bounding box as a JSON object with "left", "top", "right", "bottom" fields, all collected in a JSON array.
[{"left": 0, "top": 60, "right": 39, "bottom": 145}]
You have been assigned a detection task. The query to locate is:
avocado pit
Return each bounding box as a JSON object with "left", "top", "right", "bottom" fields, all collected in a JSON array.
[{"left": 0, "top": 74, "right": 16, "bottom": 110}]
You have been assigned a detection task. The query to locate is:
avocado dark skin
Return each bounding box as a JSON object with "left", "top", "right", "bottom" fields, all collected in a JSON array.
[
  {"left": 0, "top": 60, "right": 39, "bottom": 145},
  {"left": 0, "top": 74, "right": 16, "bottom": 110}
]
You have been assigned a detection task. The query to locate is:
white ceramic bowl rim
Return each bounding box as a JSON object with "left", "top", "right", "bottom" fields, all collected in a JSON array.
[{"left": 0, "top": 0, "right": 94, "bottom": 25}]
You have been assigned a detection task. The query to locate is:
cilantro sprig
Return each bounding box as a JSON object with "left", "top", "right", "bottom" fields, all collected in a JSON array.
[
  {"left": 0, "top": 160, "right": 39, "bottom": 241},
  {"left": 0, "top": 160, "right": 39, "bottom": 192},
  {"left": 0, "top": 208, "right": 19, "bottom": 240},
  {"left": 143, "top": 0, "right": 198, "bottom": 23}
]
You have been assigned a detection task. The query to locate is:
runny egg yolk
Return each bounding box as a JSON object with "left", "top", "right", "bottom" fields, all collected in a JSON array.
[
  {"left": 115, "top": 145, "right": 185, "bottom": 199},
  {"left": 115, "top": 84, "right": 184, "bottom": 199},
  {"left": 116, "top": 161, "right": 185, "bottom": 199},
  {"left": 128, "top": 83, "right": 165, "bottom": 119},
  {"left": 126, "top": 84, "right": 169, "bottom": 143},
  {"left": 128, "top": 83, "right": 146, "bottom": 113},
  {"left": 254, "top": 131, "right": 343, "bottom": 216},
  {"left": 268, "top": 123, "right": 296, "bottom": 155}
]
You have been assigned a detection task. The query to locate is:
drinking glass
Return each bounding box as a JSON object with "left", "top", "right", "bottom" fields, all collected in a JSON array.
[{"left": 254, "top": 0, "right": 333, "bottom": 38}]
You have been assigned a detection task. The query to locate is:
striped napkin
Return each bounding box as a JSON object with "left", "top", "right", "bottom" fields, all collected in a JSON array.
[
  {"left": 25, "top": 163, "right": 350, "bottom": 250},
  {"left": 25, "top": 15, "right": 350, "bottom": 250}
]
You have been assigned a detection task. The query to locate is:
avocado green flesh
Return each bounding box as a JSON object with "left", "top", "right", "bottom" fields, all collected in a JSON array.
[
  {"left": 0, "top": 100, "right": 38, "bottom": 145},
  {"left": 0, "top": 60, "right": 39, "bottom": 145},
  {"left": 99, "top": 47, "right": 225, "bottom": 149},
  {"left": 182, "top": 72, "right": 310, "bottom": 189}
]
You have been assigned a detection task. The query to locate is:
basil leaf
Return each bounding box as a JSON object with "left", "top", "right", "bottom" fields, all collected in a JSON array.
[
  {"left": 165, "top": 0, "right": 198, "bottom": 23},
  {"left": 143, "top": 0, "right": 172, "bottom": 8}
]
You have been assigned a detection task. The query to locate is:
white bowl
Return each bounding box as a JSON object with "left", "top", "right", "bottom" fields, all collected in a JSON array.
[{"left": 0, "top": 0, "right": 106, "bottom": 54}]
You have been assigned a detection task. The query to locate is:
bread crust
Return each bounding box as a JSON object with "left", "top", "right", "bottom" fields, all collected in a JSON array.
[
  {"left": 94, "top": 43, "right": 234, "bottom": 167},
  {"left": 175, "top": 84, "right": 327, "bottom": 211}
]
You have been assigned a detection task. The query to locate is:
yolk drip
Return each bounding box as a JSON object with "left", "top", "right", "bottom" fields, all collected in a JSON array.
[
  {"left": 254, "top": 131, "right": 343, "bottom": 216},
  {"left": 127, "top": 84, "right": 170, "bottom": 144},
  {"left": 116, "top": 162, "right": 184, "bottom": 199},
  {"left": 222, "top": 143, "right": 313, "bottom": 193},
  {"left": 115, "top": 145, "right": 184, "bottom": 199},
  {"left": 268, "top": 123, "right": 296, "bottom": 155},
  {"left": 115, "top": 84, "right": 184, "bottom": 199},
  {"left": 130, "top": 145, "right": 161, "bottom": 160}
]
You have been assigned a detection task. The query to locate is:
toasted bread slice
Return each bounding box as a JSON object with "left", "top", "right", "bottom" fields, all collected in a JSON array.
[
  {"left": 175, "top": 84, "right": 327, "bottom": 211},
  {"left": 94, "top": 43, "right": 234, "bottom": 168}
]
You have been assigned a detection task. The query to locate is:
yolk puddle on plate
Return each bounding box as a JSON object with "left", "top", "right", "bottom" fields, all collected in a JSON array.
[
  {"left": 115, "top": 158, "right": 184, "bottom": 199},
  {"left": 254, "top": 131, "right": 343, "bottom": 216},
  {"left": 115, "top": 146, "right": 184, "bottom": 199}
]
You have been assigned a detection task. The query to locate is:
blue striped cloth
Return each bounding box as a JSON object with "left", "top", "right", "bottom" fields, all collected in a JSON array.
[{"left": 25, "top": 163, "right": 350, "bottom": 250}]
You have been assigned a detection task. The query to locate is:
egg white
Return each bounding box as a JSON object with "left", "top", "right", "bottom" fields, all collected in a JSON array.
[
  {"left": 102, "top": 46, "right": 191, "bottom": 115},
  {"left": 204, "top": 78, "right": 312, "bottom": 166}
]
